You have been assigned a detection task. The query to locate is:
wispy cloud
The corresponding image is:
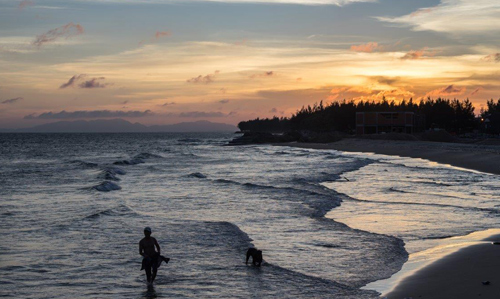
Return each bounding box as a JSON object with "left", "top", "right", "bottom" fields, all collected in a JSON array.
[
  {"left": 19, "top": 0, "right": 35, "bottom": 9},
  {"left": 155, "top": 31, "right": 171, "bottom": 39},
  {"left": 24, "top": 110, "right": 152, "bottom": 119},
  {"left": 250, "top": 71, "right": 275, "bottom": 79},
  {"left": 426, "top": 84, "right": 466, "bottom": 97},
  {"left": 400, "top": 48, "right": 435, "bottom": 60},
  {"left": 1, "top": 97, "right": 23, "bottom": 104},
  {"left": 187, "top": 70, "right": 220, "bottom": 84},
  {"left": 139, "top": 30, "right": 172, "bottom": 45},
  {"left": 378, "top": 0, "right": 500, "bottom": 34},
  {"left": 161, "top": 102, "right": 176, "bottom": 106},
  {"left": 60, "top": 75, "right": 110, "bottom": 89},
  {"left": 350, "top": 41, "right": 404, "bottom": 53},
  {"left": 33, "top": 23, "right": 84, "bottom": 48},
  {"left": 470, "top": 87, "right": 482, "bottom": 96},
  {"left": 219, "top": 99, "right": 230, "bottom": 104}
]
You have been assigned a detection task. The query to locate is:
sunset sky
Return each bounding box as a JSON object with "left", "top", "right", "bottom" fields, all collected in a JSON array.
[{"left": 0, "top": 0, "right": 499, "bottom": 128}]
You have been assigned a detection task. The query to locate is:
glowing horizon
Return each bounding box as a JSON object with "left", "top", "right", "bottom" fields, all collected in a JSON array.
[{"left": 0, "top": 0, "right": 499, "bottom": 128}]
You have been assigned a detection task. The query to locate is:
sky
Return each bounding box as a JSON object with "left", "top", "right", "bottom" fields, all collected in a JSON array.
[{"left": 0, "top": 0, "right": 499, "bottom": 128}]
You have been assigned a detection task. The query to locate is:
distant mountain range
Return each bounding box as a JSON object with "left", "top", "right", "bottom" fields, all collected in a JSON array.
[{"left": 0, "top": 119, "right": 238, "bottom": 133}]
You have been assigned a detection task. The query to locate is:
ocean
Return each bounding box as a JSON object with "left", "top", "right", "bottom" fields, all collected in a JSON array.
[{"left": 0, "top": 133, "right": 498, "bottom": 298}]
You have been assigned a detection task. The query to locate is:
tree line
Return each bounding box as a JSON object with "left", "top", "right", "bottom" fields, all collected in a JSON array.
[{"left": 238, "top": 97, "right": 492, "bottom": 134}]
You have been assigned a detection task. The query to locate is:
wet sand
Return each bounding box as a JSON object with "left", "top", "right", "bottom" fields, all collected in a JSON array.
[
  {"left": 385, "top": 239, "right": 500, "bottom": 299},
  {"left": 278, "top": 139, "right": 500, "bottom": 175}
]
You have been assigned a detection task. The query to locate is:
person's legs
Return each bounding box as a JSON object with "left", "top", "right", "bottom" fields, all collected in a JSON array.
[
  {"left": 151, "top": 254, "right": 159, "bottom": 283},
  {"left": 152, "top": 268, "right": 157, "bottom": 283},
  {"left": 144, "top": 257, "right": 152, "bottom": 283}
]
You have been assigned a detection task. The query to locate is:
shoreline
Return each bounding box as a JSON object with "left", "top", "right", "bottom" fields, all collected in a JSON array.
[
  {"left": 276, "top": 139, "right": 500, "bottom": 298},
  {"left": 276, "top": 139, "right": 500, "bottom": 175}
]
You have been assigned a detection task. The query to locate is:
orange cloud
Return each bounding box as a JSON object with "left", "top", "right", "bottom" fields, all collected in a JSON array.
[
  {"left": 350, "top": 42, "right": 380, "bottom": 53},
  {"left": 33, "top": 23, "right": 84, "bottom": 48},
  {"left": 401, "top": 48, "right": 435, "bottom": 60}
]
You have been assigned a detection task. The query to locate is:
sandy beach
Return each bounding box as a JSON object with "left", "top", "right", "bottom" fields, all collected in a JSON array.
[
  {"left": 385, "top": 239, "right": 500, "bottom": 299},
  {"left": 279, "top": 139, "right": 500, "bottom": 175}
]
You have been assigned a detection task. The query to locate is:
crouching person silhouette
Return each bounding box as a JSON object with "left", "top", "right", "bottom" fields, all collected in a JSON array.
[
  {"left": 139, "top": 227, "right": 170, "bottom": 285},
  {"left": 246, "top": 248, "right": 263, "bottom": 267}
]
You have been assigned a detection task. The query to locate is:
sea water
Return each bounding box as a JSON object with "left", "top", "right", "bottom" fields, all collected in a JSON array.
[{"left": 0, "top": 133, "right": 498, "bottom": 298}]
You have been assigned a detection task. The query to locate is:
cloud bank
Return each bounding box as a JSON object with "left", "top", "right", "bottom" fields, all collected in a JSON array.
[{"left": 24, "top": 110, "right": 152, "bottom": 119}]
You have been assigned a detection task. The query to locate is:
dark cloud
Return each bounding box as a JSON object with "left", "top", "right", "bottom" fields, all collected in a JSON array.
[
  {"left": 369, "top": 76, "right": 402, "bottom": 85},
  {"left": 79, "top": 77, "right": 109, "bottom": 88},
  {"left": 470, "top": 87, "right": 482, "bottom": 96},
  {"left": 178, "top": 111, "right": 228, "bottom": 118},
  {"left": 219, "top": 99, "right": 230, "bottom": 104},
  {"left": 122, "top": 100, "right": 129, "bottom": 105},
  {"left": 187, "top": 70, "right": 220, "bottom": 84},
  {"left": 269, "top": 108, "right": 278, "bottom": 113},
  {"left": 60, "top": 74, "right": 85, "bottom": 89},
  {"left": 250, "top": 71, "right": 275, "bottom": 79},
  {"left": 60, "top": 75, "right": 110, "bottom": 89},
  {"left": 426, "top": 84, "right": 466, "bottom": 97},
  {"left": 161, "top": 102, "right": 176, "bottom": 106},
  {"left": 1, "top": 97, "right": 22, "bottom": 104},
  {"left": 24, "top": 110, "right": 152, "bottom": 119},
  {"left": 19, "top": 0, "right": 34, "bottom": 9},
  {"left": 33, "top": 23, "right": 84, "bottom": 48},
  {"left": 484, "top": 53, "right": 500, "bottom": 62}
]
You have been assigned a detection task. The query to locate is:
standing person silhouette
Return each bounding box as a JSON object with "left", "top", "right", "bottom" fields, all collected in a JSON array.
[{"left": 139, "top": 227, "right": 169, "bottom": 285}]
